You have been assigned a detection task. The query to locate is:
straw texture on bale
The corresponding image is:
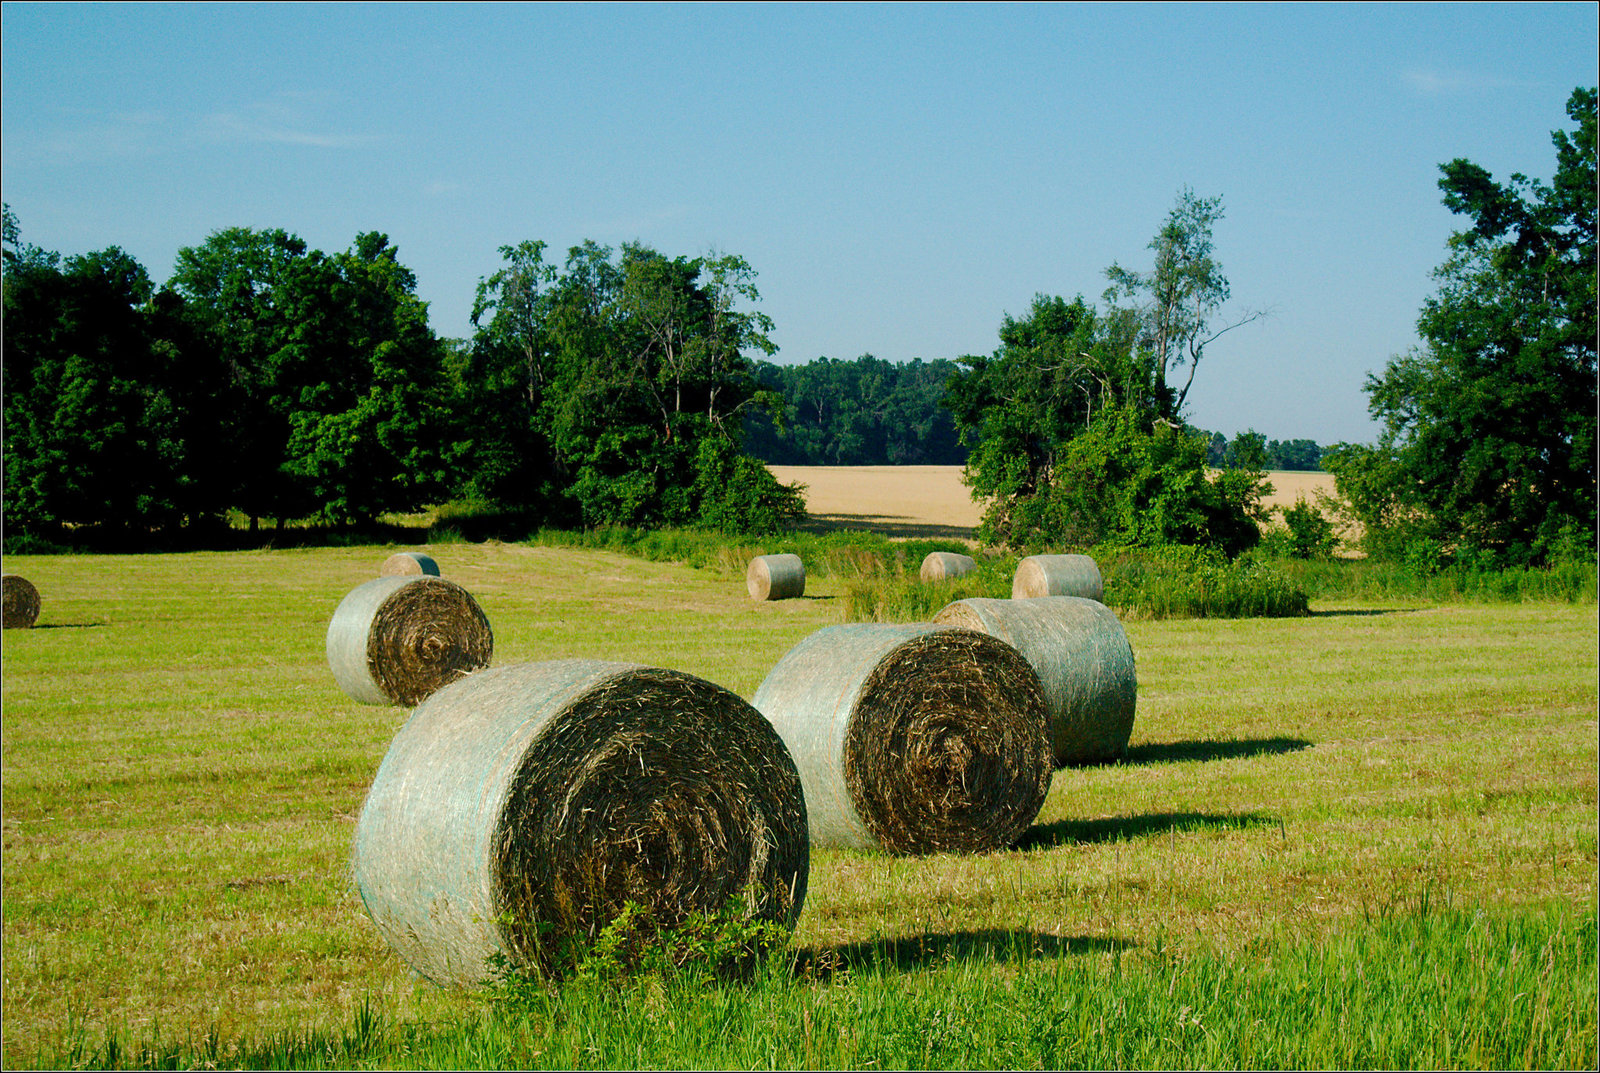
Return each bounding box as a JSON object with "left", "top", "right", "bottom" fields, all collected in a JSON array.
[
  {"left": 920, "top": 551, "right": 977, "bottom": 583},
  {"left": 1012, "top": 554, "right": 1104, "bottom": 601},
  {"left": 747, "top": 553, "right": 805, "bottom": 601},
  {"left": 752, "top": 624, "right": 1051, "bottom": 855},
  {"left": 3, "top": 574, "right": 41, "bottom": 629},
  {"left": 934, "top": 596, "right": 1137, "bottom": 766},
  {"left": 326, "top": 576, "right": 492, "bottom": 706},
  {"left": 380, "top": 551, "right": 440, "bottom": 577},
  {"left": 351, "top": 659, "right": 810, "bottom": 986}
]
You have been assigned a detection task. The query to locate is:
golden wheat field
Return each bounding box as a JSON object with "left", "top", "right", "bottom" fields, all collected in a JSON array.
[{"left": 767, "top": 465, "right": 1338, "bottom": 541}]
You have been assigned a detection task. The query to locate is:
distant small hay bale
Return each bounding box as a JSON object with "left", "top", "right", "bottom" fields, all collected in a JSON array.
[
  {"left": 3, "top": 575, "right": 41, "bottom": 629},
  {"left": 1012, "top": 554, "right": 1104, "bottom": 601},
  {"left": 935, "top": 596, "right": 1136, "bottom": 766},
  {"left": 752, "top": 624, "right": 1050, "bottom": 854},
  {"left": 920, "top": 551, "right": 977, "bottom": 583},
  {"left": 326, "top": 576, "right": 492, "bottom": 706},
  {"left": 351, "top": 659, "right": 810, "bottom": 986},
  {"left": 747, "top": 553, "right": 805, "bottom": 600},
  {"left": 380, "top": 551, "right": 440, "bottom": 577}
]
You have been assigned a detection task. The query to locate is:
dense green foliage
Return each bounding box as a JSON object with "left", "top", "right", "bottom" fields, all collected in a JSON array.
[
  {"left": 457, "top": 240, "right": 803, "bottom": 531},
  {"left": 1205, "top": 430, "right": 1324, "bottom": 471},
  {"left": 170, "top": 228, "right": 455, "bottom": 527},
  {"left": 1327, "top": 87, "right": 1597, "bottom": 567},
  {"left": 35, "top": 906, "right": 1596, "bottom": 1070},
  {"left": 945, "top": 223, "right": 1271, "bottom": 555},
  {"left": 742, "top": 354, "right": 967, "bottom": 465},
  {"left": 3, "top": 218, "right": 455, "bottom": 537},
  {"left": 2, "top": 218, "right": 802, "bottom": 542}
]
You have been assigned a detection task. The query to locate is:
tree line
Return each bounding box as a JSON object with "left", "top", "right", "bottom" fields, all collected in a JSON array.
[
  {"left": 742, "top": 355, "right": 967, "bottom": 466},
  {"left": 2, "top": 222, "right": 806, "bottom": 544}
]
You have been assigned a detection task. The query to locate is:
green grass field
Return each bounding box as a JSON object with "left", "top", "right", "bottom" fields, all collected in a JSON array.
[{"left": 2, "top": 543, "right": 1595, "bottom": 1068}]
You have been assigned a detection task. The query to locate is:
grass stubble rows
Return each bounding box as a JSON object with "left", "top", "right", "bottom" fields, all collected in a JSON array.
[{"left": 0, "top": 542, "right": 1595, "bottom": 1068}]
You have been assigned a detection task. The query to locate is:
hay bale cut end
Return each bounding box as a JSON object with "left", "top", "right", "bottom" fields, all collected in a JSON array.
[
  {"left": 352, "top": 659, "right": 810, "bottom": 986},
  {"left": 1012, "top": 554, "right": 1104, "bottom": 601},
  {"left": 326, "top": 576, "right": 492, "bottom": 706},
  {"left": 3, "top": 575, "right": 41, "bottom": 629},
  {"left": 920, "top": 551, "right": 977, "bottom": 583},
  {"left": 753, "top": 623, "right": 1050, "bottom": 855},
  {"left": 747, "top": 553, "right": 805, "bottom": 600},
  {"left": 935, "top": 596, "right": 1136, "bottom": 766},
  {"left": 380, "top": 551, "right": 440, "bottom": 577}
]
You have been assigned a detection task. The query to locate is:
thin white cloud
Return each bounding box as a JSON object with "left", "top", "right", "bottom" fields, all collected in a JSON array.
[
  {"left": 14, "top": 110, "right": 170, "bottom": 166},
  {"left": 422, "top": 180, "right": 468, "bottom": 196},
  {"left": 198, "top": 92, "right": 378, "bottom": 149},
  {"left": 1403, "top": 68, "right": 1536, "bottom": 95}
]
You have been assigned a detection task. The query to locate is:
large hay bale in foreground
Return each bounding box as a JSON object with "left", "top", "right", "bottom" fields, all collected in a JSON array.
[
  {"left": 3, "top": 575, "right": 41, "bottom": 629},
  {"left": 326, "top": 576, "right": 492, "bottom": 706},
  {"left": 747, "top": 553, "right": 805, "bottom": 601},
  {"left": 934, "top": 596, "right": 1136, "bottom": 766},
  {"left": 920, "top": 551, "right": 977, "bottom": 583},
  {"left": 753, "top": 624, "right": 1050, "bottom": 854},
  {"left": 380, "top": 551, "right": 440, "bottom": 577},
  {"left": 352, "top": 659, "right": 810, "bottom": 986},
  {"left": 1012, "top": 554, "right": 1104, "bottom": 601}
]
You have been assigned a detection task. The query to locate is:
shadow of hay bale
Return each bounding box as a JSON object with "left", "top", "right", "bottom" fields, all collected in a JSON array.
[
  {"left": 1120, "top": 737, "right": 1313, "bottom": 766},
  {"left": 1018, "top": 810, "right": 1280, "bottom": 850},
  {"left": 792, "top": 929, "right": 1129, "bottom": 980}
]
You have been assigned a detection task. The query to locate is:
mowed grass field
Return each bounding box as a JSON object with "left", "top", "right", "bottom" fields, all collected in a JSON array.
[{"left": 1, "top": 528, "right": 1596, "bottom": 1065}]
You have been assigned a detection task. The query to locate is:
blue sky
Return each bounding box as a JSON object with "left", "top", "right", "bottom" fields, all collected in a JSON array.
[{"left": 3, "top": 2, "right": 1595, "bottom": 444}]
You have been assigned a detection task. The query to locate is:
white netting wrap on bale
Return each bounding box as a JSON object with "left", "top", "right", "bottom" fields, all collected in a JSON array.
[
  {"left": 3, "top": 574, "right": 41, "bottom": 629},
  {"left": 920, "top": 552, "right": 977, "bottom": 583},
  {"left": 326, "top": 576, "right": 493, "bottom": 706},
  {"left": 752, "top": 624, "right": 1051, "bottom": 855},
  {"left": 934, "top": 596, "right": 1137, "bottom": 766},
  {"left": 747, "top": 554, "right": 805, "bottom": 601},
  {"left": 1012, "top": 554, "right": 1104, "bottom": 601},
  {"left": 380, "top": 551, "right": 440, "bottom": 577},
  {"left": 351, "top": 659, "right": 810, "bottom": 986}
]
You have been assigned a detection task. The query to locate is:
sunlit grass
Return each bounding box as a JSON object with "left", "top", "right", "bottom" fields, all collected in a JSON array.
[{"left": 2, "top": 543, "right": 1595, "bottom": 1067}]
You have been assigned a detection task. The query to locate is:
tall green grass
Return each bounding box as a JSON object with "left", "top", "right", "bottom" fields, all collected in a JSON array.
[
  {"left": 521, "top": 527, "right": 1317, "bottom": 621},
  {"left": 38, "top": 905, "right": 1596, "bottom": 1070},
  {"left": 1274, "top": 554, "right": 1598, "bottom": 605}
]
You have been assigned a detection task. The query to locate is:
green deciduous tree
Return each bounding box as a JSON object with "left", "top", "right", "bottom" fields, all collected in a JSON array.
[
  {"left": 1104, "top": 188, "right": 1266, "bottom": 420},
  {"left": 743, "top": 355, "right": 967, "bottom": 465},
  {"left": 458, "top": 240, "right": 803, "bottom": 532},
  {"left": 1329, "top": 87, "right": 1597, "bottom": 565},
  {"left": 3, "top": 215, "right": 227, "bottom": 536},
  {"left": 170, "top": 228, "right": 453, "bottom": 526},
  {"left": 946, "top": 193, "right": 1268, "bottom": 554}
]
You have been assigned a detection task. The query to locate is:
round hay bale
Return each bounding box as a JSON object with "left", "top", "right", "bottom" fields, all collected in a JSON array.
[
  {"left": 1012, "top": 554, "right": 1104, "bottom": 601},
  {"left": 747, "top": 553, "right": 805, "bottom": 601},
  {"left": 934, "top": 596, "right": 1137, "bottom": 766},
  {"left": 752, "top": 624, "right": 1051, "bottom": 855},
  {"left": 920, "top": 551, "right": 977, "bottom": 583},
  {"left": 351, "top": 659, "right": 810, "bottom": 986},
  {"left": 326, "top": 576, "right": 492, "bottom": 706},
  {"left": 380, "top": 551, "right": 440, "bottom": 577},
  {"left": 3, "top": 574, "right": 41, "bottom": 629}
]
